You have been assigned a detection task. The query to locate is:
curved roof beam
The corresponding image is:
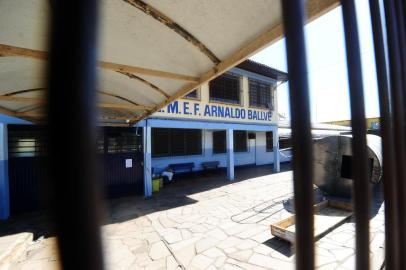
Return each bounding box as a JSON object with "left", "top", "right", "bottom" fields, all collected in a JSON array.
[
  {"left": 118, "top": 71, "right": 170, "bottom": 99},
  {"left": 0, "top": 44, "right": 199, "bottom": 82},
  {"left": 4, "top": 88, "right": 146, "bottom": 108},
  {"left": 0, "top": 95, "right": 153, "bottom": 110},
  {"left": 4, "top": 87, "right": 46, "bottom": 96},
  {"left": 0, "top": 105, "right": 16, "bottom": 116},
  {"left": 123, "top": 0, "right": 220, "bottom": 65}
]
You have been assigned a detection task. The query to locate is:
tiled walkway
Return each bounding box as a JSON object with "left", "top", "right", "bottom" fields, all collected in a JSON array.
[{"left": 3, "top": 165, "right": 385, "bottom": 269}]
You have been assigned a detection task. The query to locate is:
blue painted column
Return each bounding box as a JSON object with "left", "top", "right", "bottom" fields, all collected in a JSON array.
[
  {"left": 0, "top": 123, "right": 9, "bottom": 220},
  {"left": 226, "top": 129, "right": 234, "bottom": 181},
  {"left": 143, "top": 126, "right": 152, "bottom": 197},
  {"left": 273, "top": 127, "right": 280, "bottom": 172}
]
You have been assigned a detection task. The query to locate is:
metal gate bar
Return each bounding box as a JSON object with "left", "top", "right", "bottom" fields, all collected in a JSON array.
[
  {"left": 341, "top": 1, "right": 371, "bottom": 269},
  {"left": 46, "top": 1, "right": 105, "bottom": 269},
  {"left": 281, "top": 1, "right": 314, "bottom": 269},
  {"left": 41, "top": 1, "right": 406, "bottom": 269},
  {"left": 369, "top": 0, "right": 400, "bottom": 269},
  {"left": 383, "top": 1, "right": 406, "bottom": 269},
  {"left": 394, "top": 0, "right": 406, "bottom": 268}
]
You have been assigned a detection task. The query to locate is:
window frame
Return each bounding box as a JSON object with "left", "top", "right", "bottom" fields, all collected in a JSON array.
[
  {"left": 209, "top": 73, "right": 242, "bottom": 105},
  {"left": 234, "top": 130, "right": 248, "bottom": 152},
  {"left": 212, "top": 130, "right": 226, "bottom": 154},
  {"left": 151, "top": 128, "right": 203, "bottom": 158},
  {"left": 266, "top": 131, "right": 273, "bottom": 152},
  {"left": 248, "top": 78, "right": 274, "bottom": 109},
  {"left": 212, "top": 130, "right": 248, "bottom": 154}
]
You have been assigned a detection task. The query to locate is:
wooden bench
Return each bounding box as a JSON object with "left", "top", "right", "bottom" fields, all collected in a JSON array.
[
  {"left": 201, "top": 161, "right": 220, "bottom": 171},
  {"left": 168, "top": 162, "right": 194, "bottom": 174}
]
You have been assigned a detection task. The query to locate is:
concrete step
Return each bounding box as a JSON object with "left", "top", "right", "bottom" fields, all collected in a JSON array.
[{"left": 0, "top": 233, "right": 33, "bottom": 270}]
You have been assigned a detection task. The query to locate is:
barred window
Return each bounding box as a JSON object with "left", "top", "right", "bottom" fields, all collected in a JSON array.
[
  {"left": 266, "top": 131, "right": 273, "bottom": 152},
  {"left": 106, "top": 132, "right": 141, "bottom": 153},
  {"left": 152, "top": 128, "right": 202, "bottom": 157},
  {"left": 8, "top": 125, "right": 47, "bottom": 158},
  {"left": 212, "top": 130, "right": 247, "bottom": 154},
  {"left": 209, "top": 73, "right": 241, "bottom": 104},
  {"left": 249, "top": 78, "right": 273, "bottom": 109},
  {"left": 96, "top": 127, "right": 142, "bottom": 154}
]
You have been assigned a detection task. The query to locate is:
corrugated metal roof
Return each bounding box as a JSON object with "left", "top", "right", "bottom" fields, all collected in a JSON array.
[{"left": 237, "top": 60, "right": 288, "bottom": 82}]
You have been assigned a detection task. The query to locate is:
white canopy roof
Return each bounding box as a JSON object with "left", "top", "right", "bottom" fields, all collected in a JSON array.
[{"left": 0, "top": 0, "right": 339, "bottom": 125}]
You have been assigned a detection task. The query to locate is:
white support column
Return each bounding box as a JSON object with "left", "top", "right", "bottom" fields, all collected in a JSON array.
[
  {"left": 273, "top": 127, "right": 280, "bottom": 172},
  {"left": 143, "top": 125, "right": 152, "bottom": 197},
  {"left": 0, "top": 123, "right": 9, "bottom": 219},
  {"left": 226, "top": 129, "right": 235, "bottom": 181}
]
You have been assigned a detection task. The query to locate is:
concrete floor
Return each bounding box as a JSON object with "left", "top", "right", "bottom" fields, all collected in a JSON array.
[{"left": 1, "top": 165, "right": 385, "bottom": 269}]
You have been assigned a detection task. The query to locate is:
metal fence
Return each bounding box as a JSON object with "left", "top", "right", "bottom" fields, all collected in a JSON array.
[{"left": 45, "top": 0, "right": 405, "bottom": 269}]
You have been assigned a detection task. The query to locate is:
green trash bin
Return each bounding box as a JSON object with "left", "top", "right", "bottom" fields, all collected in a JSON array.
[{"left": 152, "top": 178, "right": 161, "bottom": 192}]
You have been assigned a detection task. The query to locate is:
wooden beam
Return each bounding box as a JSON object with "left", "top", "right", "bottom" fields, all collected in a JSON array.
[
  {"left": 0, "top": 95, "right": 153, "bottom": 110},
  {"left": 123, "top": 0, "right": 220, "bottom": 65},
  {"left": 0, "top": 44, "right": 199, "bottom": 82},
  {"left": 16, "top": 111, "right": 138, "bottom": 122},
  {"left": 118, "top": 71, "right": 170, "bottom": 98},
  {"left": 0, "top": 106, "right": 16, "bottom": 117},
  {"left": 98, "top": 103, "right": 153, "bottom": 110},
  {"left": 132, "top": 0, "right": 340, "bottom": 123},
  {"left": 3, "top": 88, "right": 149, "bottom": 109},
  {"left": 99, "top": 61, "right": 198, "bottom": 82},
  {"left": 98, "top": 90, "right": 140, "bottom": 105},
  {"left": 0, "top": 95, "right": 44, "bottom": 104}
]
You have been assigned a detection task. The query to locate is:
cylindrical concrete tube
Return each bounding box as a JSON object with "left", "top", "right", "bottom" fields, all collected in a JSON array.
[{"left": 313, "top": 135, "right": 382, "bottom": 197}]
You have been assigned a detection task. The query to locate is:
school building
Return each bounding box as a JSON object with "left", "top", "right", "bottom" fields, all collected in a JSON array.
[
  {"left": 0, "top": 60, "right": 287, "bottom": 219},
  {"left": 138, "top": 60, "right": 287, "bottom": 195}
]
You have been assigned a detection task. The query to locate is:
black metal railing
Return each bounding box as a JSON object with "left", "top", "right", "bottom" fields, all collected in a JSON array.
[
  {"left": 46, "top": 1, "right": 104, "bottom": 270},
  {"left": 44, "top": 0, "right": 406, "bottom": 269}
]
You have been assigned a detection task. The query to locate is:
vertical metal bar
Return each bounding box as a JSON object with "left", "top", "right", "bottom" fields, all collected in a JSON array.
[
  {"left": 383, "top": 1, "right": 406, "bottom": 268},
  {"left": 394, "top": 0, "right": 406, "bottom": 268},
  {"left": 369, "top": 1, "right": 399, "bottom": 269},
  {"left": 46, "top": 1, "right": 104, "bottom": 269},
  {"left": 341, "top": 1, "right": 370, "bottom": 269},
  {"left": 281, "top": 1, "right": 314, "bottom": 269}
]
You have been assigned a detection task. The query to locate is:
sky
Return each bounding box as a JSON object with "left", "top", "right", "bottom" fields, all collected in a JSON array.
[{"left": 250, "top": 0, "right": 380, "bottom": 123}]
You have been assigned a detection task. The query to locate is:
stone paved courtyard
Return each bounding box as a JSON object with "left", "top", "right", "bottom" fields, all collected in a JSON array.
[{"left": 3, "top": 165, "right": 385, "bottom": 269}]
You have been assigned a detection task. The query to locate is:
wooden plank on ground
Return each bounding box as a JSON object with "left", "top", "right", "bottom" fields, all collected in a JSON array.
[{"left": 270, "top": 200, "right": 353, "bottom": 243}]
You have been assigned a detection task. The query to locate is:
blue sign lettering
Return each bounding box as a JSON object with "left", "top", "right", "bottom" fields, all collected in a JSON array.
[
  {"left": 167, "top": 101, "right": 179, "bottom": 114},
  {"left": 162, "top": 101, "right": 272, "bottom": 122}
]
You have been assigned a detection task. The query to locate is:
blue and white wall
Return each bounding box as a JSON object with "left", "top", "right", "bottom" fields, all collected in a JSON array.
[{"left": 151, "top": 130, "right": 276, "bottom": 173}]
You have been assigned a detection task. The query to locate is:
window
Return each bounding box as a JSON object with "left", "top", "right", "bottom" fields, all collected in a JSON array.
[
  {"left": 105, "top": 131, "right": 142, "bottom": 153},
  {"left": 209, "top": 73, "right": 241, "bottom": 104},
  {"left": 266, "top": 131, "right": 273, "bottom": 152},
  {"left": 212, "top": 130, "right": 247, "bottom": 154},
  {"left": 213, "top": 131, "right": 226, "bottom": 154},
  {"left": 8, "top": 126, "right": 47, "bottom": 158},
  {"left": 249, "top": 78, "right": 273, "bottom": 109},
  {"left": 185, "top": 89, "right": 198, "bottom": 99},
  {"left": 152, "top": 128, "right": 202, "bottom": 157},
  {"left": 234, "top": 130, "right": 247, "bottom": 152},
  {"left": 279, "top": 138, "right": 292, "bottom": 149},
  {"left": 97, "top": 127, "right": 142, "bottom": 154}
]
